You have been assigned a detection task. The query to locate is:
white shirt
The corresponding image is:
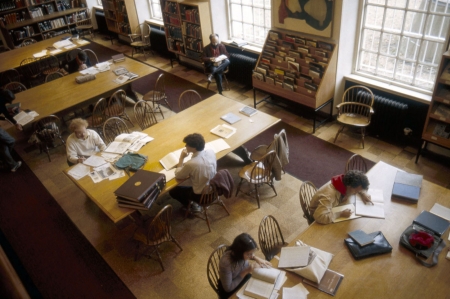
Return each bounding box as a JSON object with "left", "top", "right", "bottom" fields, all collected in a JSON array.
[
  {"left": 175, "top": 149, "right": 217, "bottom": 194},
  {"left": 66, "top": 129, "right": 106, "bottom": 164}
]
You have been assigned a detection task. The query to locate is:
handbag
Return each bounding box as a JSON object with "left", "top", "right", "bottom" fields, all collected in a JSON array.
[
  {"left": 345, "top": 231, "right": 392, "bottom": 260},
  {"left": 285, "top": 240, "right": 333, "bottom": 283},
  {"left": 400, "top": 224, "right": 445, "bottom": 267},
  {"left": 115, "top": 153, "right": 147, "bottom": 172}
]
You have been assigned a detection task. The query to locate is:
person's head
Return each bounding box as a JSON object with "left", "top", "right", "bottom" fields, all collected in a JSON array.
[
  {"left": 77, "top": 51, "right": 87, "bottom": 63},
  {"left": 209, "top": 33, "right": 219, "bottom": 46},
  {"left": 69, "top": 118, "right": 89, "bottom": 140},
  {"left": 227, "top": 233, "right": 258, "bottom": 262},
  {"left": 183, "top": 133, "right": 205, "bottom": 152},
  {"left": 343, "top": 170, "right": 370, "bottom": 195},
  {"left": 0, "top": 89, "right": 15, "bottom": 104}
]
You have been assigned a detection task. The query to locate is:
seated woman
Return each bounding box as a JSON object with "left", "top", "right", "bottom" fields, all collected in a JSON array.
[
  {"left": 309, "top": 170, "right": 372, "bottom": 224},
  {"left": 66, "top": 118, "right": 106, "bottom": 166},
  {"left": 218, "top": 233, "right": 271, "bottom": 298}
]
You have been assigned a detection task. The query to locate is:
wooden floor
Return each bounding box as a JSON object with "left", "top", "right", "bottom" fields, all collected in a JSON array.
[{"left": 5, "top": 35, "right": 450, "bottom": 299}]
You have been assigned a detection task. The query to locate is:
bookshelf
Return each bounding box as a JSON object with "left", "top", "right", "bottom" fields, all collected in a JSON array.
[
  {"left": 100, "top": 0, "right": 138, "bottom": 37},
  {"left": 0, "top": 0, "right": 86, "bottom": 47},
  {"left": 416, "top": 50, "right": 450, "bottom": 162},
  {"left": 160, "top": 0, "right": 211, "bottom": 62}
]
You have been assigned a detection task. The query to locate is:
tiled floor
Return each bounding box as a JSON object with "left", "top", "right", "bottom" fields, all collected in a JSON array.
[{"left": 7, "top": 35, "right": 450, "bottom": 299}]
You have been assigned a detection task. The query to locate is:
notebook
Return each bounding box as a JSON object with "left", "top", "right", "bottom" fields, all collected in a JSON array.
[
  {"left": 392, "top": 171, "right": 423, "bottom": 202},
  {"left": 413, "top": 210, "right": 450, "bottom": 237},
  {"left": 220, "top": 112, "right": 241, "bottom": 124}
]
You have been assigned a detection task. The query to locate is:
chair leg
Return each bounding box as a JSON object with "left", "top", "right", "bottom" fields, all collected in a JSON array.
[
  {"left": 361, "top": 127, "right": 365, "bottom": 149},
  {"left": 184, "top": 201, "right": 192, "bottom": 219},
  {"left": 204, "top": 209, "right": 211, "bottom": 232},
  {"left": 154, "top": 246, "right": 165, "bottom": 271},
  {"left": 268, "top": 180, "right": 277, "bottom": 196},
  {"left": 223, "top": 75, "right": 230, "bottom": 91},
  {"left": 163, "top": 98, "right": 173, "bottom": 111},
  {"left": 235, "top": 178, "right": 244, "bottom": 197},
  {"left": 254, "top": 184, "right": 261, "bottom": 208},
  {"left": 170, "top": 234, "right": 183, "bottom": 251},
  {"left": 219, "top": 199, "right": 230, "bottom": 215},
  {"left": 334, "top": 124, "right": 345, "bottom": 144},
  {"left": 206, "top": 82, "right": 211, "bottom": 89}
]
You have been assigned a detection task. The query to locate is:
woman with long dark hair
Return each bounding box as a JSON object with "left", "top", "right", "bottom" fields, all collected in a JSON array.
[{"left": 218, "top": 233, "right": 271, "bottom": 298}]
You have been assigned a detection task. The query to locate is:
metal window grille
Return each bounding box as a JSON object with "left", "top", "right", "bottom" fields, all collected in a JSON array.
[
  {"left": 227, "top": 0, "right": 271, "bottom": 46},
  {"left": 148, "top": 0, "right": 163, "bottom": 21},
  {"left": 356, "top": 0, "right": 450, "bottom": 93}
]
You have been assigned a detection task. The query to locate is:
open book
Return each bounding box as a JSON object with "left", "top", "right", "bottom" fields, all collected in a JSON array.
[
  {"left": 13, "top": 111, "right": 34, "bottom": 126},
  {"left": 243, "top": 268, "right": 284, "bottom": 299},
  {"left": 278, "top": 246, "right": 310, "bottom": 268},
  {"left": 355, "top": 188, "right": 385, "bottom": 219},
  {"left": 210, "top": 124, "right": 236, "bottom": 139},
  {"left": 104, "top": 132, "right": 150, "bottom": 154},
  {"left": 332, "top": 204, "right": 361, "bottom": 223},
  {"left": 159, "top": 139, "right": 230, "bottom": 171}
]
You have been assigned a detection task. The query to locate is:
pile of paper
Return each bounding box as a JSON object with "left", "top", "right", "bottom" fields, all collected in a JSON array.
[
  {"left": 104, "top": 132, "right": 154, "bottom": 154},
  {"left": 67, "top": 163, "right": 91, "bottom": 180},
  {"left": 88, "top": 163, "right": 125, "bottom": 183}
]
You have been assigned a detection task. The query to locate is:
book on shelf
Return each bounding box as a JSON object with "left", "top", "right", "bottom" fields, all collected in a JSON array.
[
  {"left": 355, "top": 188, "right": 385, "bottom": 219},
  {"left": 210, "top": 124, "right": 236, "bottom": 139},
  {"left": 347, "top": 229, "right": 374, "bottom": 247},
  {"left": 288, "top": 61, "right": 299, "bottom": 72},
  {"left": 332, "top": 204, "right": 361, "bottom": 223},
  {"left": 265, "top": 77, "right": 275, "bottom": 85},
  {"left": 392, "top": 171, "right": 423, "bottom": 202},
  {"left": 220, "top": 112, "right": 241, "bottom": 125},
  {"left": 432, "top": 123, "right": 450, "bottom": 138},
  {"left": 278, "top": 246, "right": 310, "bottom": 268},
  {"left": 243, "top": 268, "right": 284, "bottom": 299},
  {"left": 239, "top": 106, "right": 258, "bottom": 117},
  {"left": 302, "top": 269, "right": 344, "bottom": 296},
  {"left": 104, "top": 132, "right": 150, "bottom": 154},
  {"left": 429, "top": 203, "right": 450, "bottom": 221},
  {"left": 434, "top": 104, "right": 450, "bottom": 119}
]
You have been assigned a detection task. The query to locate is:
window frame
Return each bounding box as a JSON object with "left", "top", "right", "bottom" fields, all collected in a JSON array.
[
  {"left": 353, "top": 0, "right": 450, "bottom": 95},
  {"left": 148, "top": 0, "right": 163, "bottom": 22}
]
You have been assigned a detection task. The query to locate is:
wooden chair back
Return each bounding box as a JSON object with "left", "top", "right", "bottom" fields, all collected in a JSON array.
[
  {"left": 4, "top": 82, "right": 27, "bottom": 94},
  {"left": 106, "top": 89, "right": 127, "bottom": 117},
  {"left": 45, "top": 72, "right": 63, "bottom": 82},
  {"left": 146, "top": 204, "right": 174, "bottom": 245},
  {"left": 130, "top": 23, "right": 151, "bottom": 46},
  {"left": 152, "top": 73, "right": 166, "bottom": 103},
  {"left": 134, "top": 100, "right": 157, "bottom": 130},
  {"left": 20, "top": 58, "right": 40, "bottom": 77},
  {"left": 20, "top": 38, "right": 37, "bottom": 47},
  {"left": 299, "top": 181, "right": 317, "bottom": 225},
  {"left": 102, "top": 117, "right": 129, "bottom": 145},
  {"left": 0, "top": 69, "right": 20, "bottom": 87},
  {"left": 83, "top": 49, "right": 98, "bottom": 65},
  {"left": 345, "top": 154, "right": 368, "bottom": 173},
  {"left": 90, "top": 97, "right": 108, "bottom": 131},
  {"left": 34, "top": 115, "right": 64, "bottom": 162},
  {"left": 39, "top": 55, "right": 60, "bottom": 75},
  {"left": 178, "top": 89, "right": 202, "bottom": 111},
  {"left": 207, "top": 244, "right": 228, "bottom": 296},
  {"left": 339, "top": 85, "right": 374, "bottom": 119},
  {"left": 258, "top": 215, "right": 287, "bottom": 261},
  {"left": 249, "top": 150, "right": 276, "bottom": 184}
]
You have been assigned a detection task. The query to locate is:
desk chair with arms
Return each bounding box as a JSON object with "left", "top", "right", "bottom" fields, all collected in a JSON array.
[
  {"left": 258, "top": 215, "right": 288, "bottom": 261},
  {"left": 88, "top": 97, "right": 108, "bottom": 136},
  {"left": 129, "top": 23, "right": 153, "bottom": 60},
  {"left": 143, "top": 73, "right": 172, "bottom": 119},
  {"left": 345, "top": 154, "right": 368, "bottom": 173},
  {"left": 133, "top": 100, "right": 158, "bottom": 130},
  {"left": 204, "top": 64, "right": 230, "bottom": 92},
  {"left": 83, "top": 49, "right": 98, "bottom": 65},
  {"left": 207, "top": 244, "right": 228, "bottom": 299},
  {"left": 178, "top": 89, "right": 202, "bottom": 111},
  {"left": 104, "top": 89, "right": 133, "bottom": 126},
  {"left": 250, "top": 128, "right": 288, "bottom": 175},
  {"left": 102, "top": 117, "right": 130, "bottom": 145},
  {"left": 299, "top": 181, "right": 317, "bottom": 225}
]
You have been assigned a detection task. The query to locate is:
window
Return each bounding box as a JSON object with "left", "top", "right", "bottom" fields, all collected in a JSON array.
[
  {"left": 148, "top": 0, "right": 163, "bottom": 21},
  {"left": 227, "top": 0, "right": 271, "bottom": 46},
  {"left": 355, "top": 0, "right": 450, "bottom": 93},
  {"left": 97, "top": 0, "right": 102, "bottom": 6}
]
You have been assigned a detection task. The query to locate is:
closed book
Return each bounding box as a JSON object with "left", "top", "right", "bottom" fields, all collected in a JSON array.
[
  {"left": 348, "top": 230, "right": 374, "bottom": 246},
  {"left": 302, "top": 269, "right": 343, "bottom": 296},
  {"left": 114, "top": 170, "right": 165, "bottom": 202},
  {"left": 220, "top": 112, "right": 241, "bottom": 124},
  {"left": 413, "top": 210, "right": 450, "bottom": 237},
  {"left": 392, "top": 171, "right": 423, "bottom": 202},
  {"left": 239, "top": 106, "right": 258, "bottom": 117},
  {"left": 345, "top": 231, "right": 392, "bottom": 260}
]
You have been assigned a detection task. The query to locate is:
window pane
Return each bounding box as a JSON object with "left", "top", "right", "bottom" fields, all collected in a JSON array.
[
  {"left": 242, "top": 0, "right": 252, "bottom": 5},
  {"left": 243, "top": 23, "right": 254, "bottom": 41},
  {"left": 365, "top": 5, "right": 384, "bottom": 29},
  {"left": 414, "top": 64, "right": 437, "bottom": 90},
  {"left": 253, "top": 7, "right": 264, "bottom": 26},
  {"left": 407, "top": 0, "right": 429, "bottom": 11},
  {"left": 377, "top": 55, "right": 395, "bottom": 79},
  {"left": 361, "top": 29, "right": 381, "bottom": 52},
  {"left": 384, "top": 8, "right": 404, "bottom": 32},
  {"left": 242, "top": 5, "right": 253, "bottom": 23},
  {"left": 424, "top": 14, "right": 450, "bottom": 40},
  {"left": 404, "top": 11, "right": 425, "bottom": 36},
  {"left": 429, "top": 0, "right": 450, "bottom": 13},
  {"left": 253, "top": 0, "right": 264, "bottom": 8},
  {"left": 399, "top": 36, "right": 420, "bottom": 61},
  {"left": 368, "top": 0, "right": 385, "bottom": 4},
  {"left": 231, "top": 4, "right": 242, "bottom": 22},
  {"left": 418, "top": 40, "right": 443, "bottom": 65},
  {"left": 232, "top": 21, "right": 243, "bottom": 38},
  {"left": 359, "top": 51, "right": 378, "bottom": 74},
  {"left": 387, "top": 0, "right": 406, "bottom": 8},
  {"left": 394, "top": 59, "right": 414, "bottom": 84},
  {"left": 380, "top": 33, "right": 400, "bottom": 56},
  {"left": 230, "top": 0, "right": 241, "bottom": 3}
]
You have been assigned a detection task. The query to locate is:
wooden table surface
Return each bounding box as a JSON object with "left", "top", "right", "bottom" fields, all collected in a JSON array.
[
  {"left": 64, "top": 94, "right": 281, "bottom": 223},
  {"left": 0, "top": 34, "right": 91, "bottom": 73},
  {"left": 242, "top": 161, "right": 449, "bottom": 299},
  {"left": 13, "top": 57, "right": 155, "bottom": 125}
]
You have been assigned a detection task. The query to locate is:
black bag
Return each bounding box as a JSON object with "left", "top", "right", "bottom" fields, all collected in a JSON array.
[
  {"left": 399, "top": 224, "right": 445, "bottom": 267},
  {"left": 115, "top": 153, "right": 147, "bottom": 172},
  {"left": 345, "top": 231, "right": 392, "bottom": 260}
]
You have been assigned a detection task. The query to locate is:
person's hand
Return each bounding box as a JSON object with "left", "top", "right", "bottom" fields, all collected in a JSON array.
[
  {"left": 242, "top": 263, "right": 255, "bottom": 277},
  {"left": 79, "top": 63, "right": 87, "bottom": 71},
  {"left": 210, "top": 57, "right": 215, "bottom": 62},
  {"left": 255, "top": 258, "right": 272, "bottom": 268},
  {"left": 15, "top": 123, "right": 23, "bottom": 131},
  {"left": 180, "top": 148, "right": 189, "bottom": 160},
  {"left": 77, "top": 157, "right": 86, "bottom": 163},
  {"left": 361, "top": 193, "right": 373, "bottom": 205},
  {"left": 340, "top": 208, "right": 353, "bottom": 218}
]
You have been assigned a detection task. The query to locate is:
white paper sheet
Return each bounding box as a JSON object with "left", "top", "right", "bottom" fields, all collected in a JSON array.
[
  {"left": 68, "top": 163, "right": 91, "bottom": 180},
  {"left": 83, "top": 155, "right": 107, "bottom": 167},
  {"left": 160, "top": 168, "right": 176, "bottom": 182}
]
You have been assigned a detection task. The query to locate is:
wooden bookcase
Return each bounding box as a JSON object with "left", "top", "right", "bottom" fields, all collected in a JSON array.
[
  {"left": 160, "top": 0, "right": 211, "bottom": 62},
  {"left": 252, "top": 29, "right": 337, "bottom": 110},
  {"left": 0, "top": 0, "right": 87, "bottom": 47},
  {"left": 101, "top": 0, "right": 138, "bottom": 37},
  {"left": 416, "top": 50, "right": 450, "bottom": 162}
]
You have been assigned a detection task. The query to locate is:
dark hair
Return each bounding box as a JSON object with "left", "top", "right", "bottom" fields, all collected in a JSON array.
[
  {"left": 209, "top": 33, "right": 219, "bottom": 41},
  {"left": 183, "top": 133, "right": 205, "bottom": 151},
  {"left": 77, "top": 51, "right": 87, "bottom": 62},
  {"left": 227, "top": 233, "right": 258, "bottom": 263},
  {"left": 0, "top": 89, "right": 15, "bottom": 103},
  {"left": 343, "top": 170, "right": 370, "bottom": 190}
]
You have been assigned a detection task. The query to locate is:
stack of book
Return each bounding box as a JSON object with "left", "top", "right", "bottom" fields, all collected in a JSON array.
[{"left": 115, "top": 170, "right": 166, "bottom": 210}]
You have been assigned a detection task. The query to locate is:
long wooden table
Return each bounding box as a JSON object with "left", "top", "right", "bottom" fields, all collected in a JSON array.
[
  {"left": 253, "top": 161, "right": 449, "bottom": 299},
  {"left": 64, "top": 94, "right": 281, "bottom": 223},
  {"left": 13, "top": 57, "right": 155, "bottom": 125},
  {"left": 0, "top": 34, "right": 91, "bottom": 73}
]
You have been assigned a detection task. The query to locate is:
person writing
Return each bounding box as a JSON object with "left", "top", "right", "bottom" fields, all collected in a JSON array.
[
  {"left": 66, "top": 51, "right": 91, "bottom": 74},
  {"left": 66, "top": 118, "right": 106, "bottom": 166},
  {"left": 169, "top": 133, "right": 216, "bottom": 212},
  {"left": 309, "top": 170, "right": 372, "bottom": 224},
  {"left": 0, "top": 90, "right": 22, "bottom": 172},
  {"left": 218, "top": 233, "right": 272, "bottom": 298},
  {"left": 202, "top": 33, "right": 230, "bottom": 95}
]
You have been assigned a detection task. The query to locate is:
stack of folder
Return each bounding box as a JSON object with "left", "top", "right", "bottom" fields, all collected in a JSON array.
[{"left": 114, "top": 170, "right": 166, "bottom": 210}]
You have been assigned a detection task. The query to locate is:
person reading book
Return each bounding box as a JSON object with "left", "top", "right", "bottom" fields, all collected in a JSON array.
[
  {"left": 66, "top": 51, "right": 91, "bottom": 74},
  {"left": 202, "top": 33, "right": 230, "bottom": 95},
  {"left": 309, "top": 170, "right": 372, "bottom": 224},
  {"left": 66, "top": 118, "right": 106, "bottom": 166},
  {"left": 218, "top": 233, "right": 272, "bottom": 299},
  {"left": 168, "top": 133, "right": 216, "bottom": 212},
  {"left": 0, "top": 90, "right": 22, "bottom": 172}
]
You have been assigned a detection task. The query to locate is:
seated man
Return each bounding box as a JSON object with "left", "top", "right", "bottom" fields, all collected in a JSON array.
[
  {"left": 0, "top": 90, "right": 22, "bottom": 172},
  {"left": 169, "top": 133, "right": 217, "bottom": 212},
  {"left": 66, "top": 51, "right": 91, "bottom": 74},
  {"left": 309, "top": 170, "right": 371, "bottom": 224},
  {"left": 202, "top": 33, "right": 230, "bottom": 95},
  {"left": 66, "top": 118, "right": 106, "bottom": 166}
]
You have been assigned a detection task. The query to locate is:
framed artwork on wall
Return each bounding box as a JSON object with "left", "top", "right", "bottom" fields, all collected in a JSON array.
[{"left": 273, "top": 0, "right": 334, "bottom": 38}]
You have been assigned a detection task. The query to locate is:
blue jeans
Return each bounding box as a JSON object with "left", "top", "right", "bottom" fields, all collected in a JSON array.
[
  {"left": 0, "top": 128, "right": 18, "bottom": 168},
  {"left": 206, "top": 59, "right": 230, "bottom": 93}
]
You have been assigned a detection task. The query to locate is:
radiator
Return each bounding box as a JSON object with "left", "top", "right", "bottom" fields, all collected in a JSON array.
[
  {"left": 150, "top": 28, "right": 173, "bottom": 58},
  {"left": 228, "top": 53, "right": 257, "bottom": 87},
  {"left": 359, "top": 91, "right": 409, "bottom": 140}
]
